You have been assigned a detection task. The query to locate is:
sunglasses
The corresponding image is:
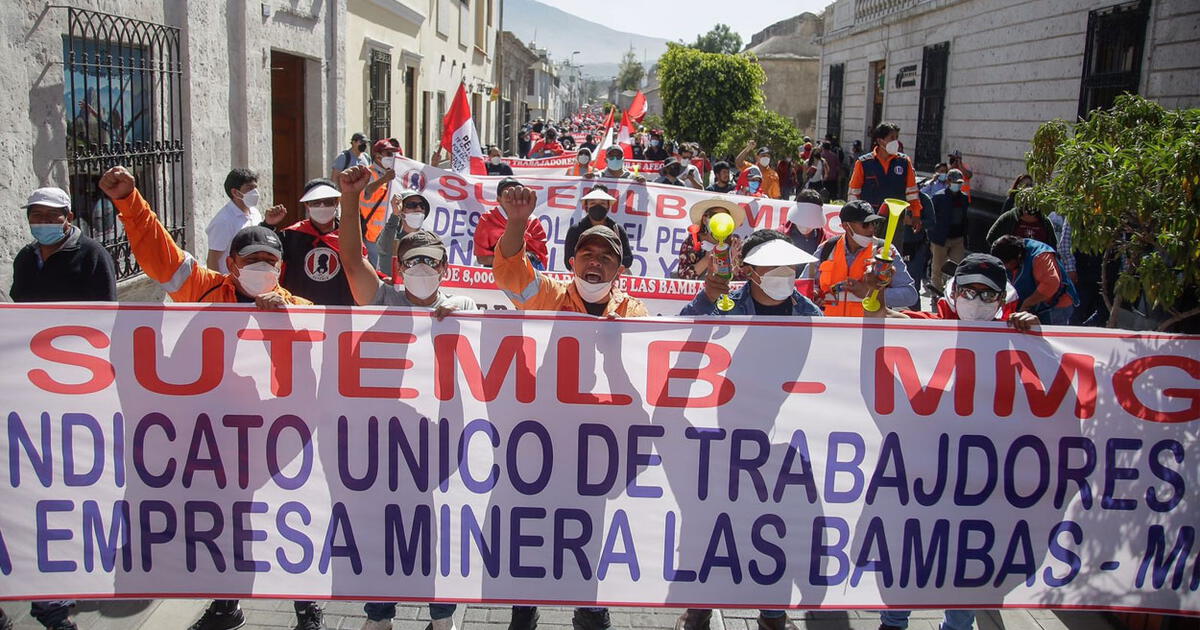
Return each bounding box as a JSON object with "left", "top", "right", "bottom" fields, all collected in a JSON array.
[
  {"left": 401, "top": 255, "right": 443, "bottom": 269},
  {"left": 402, "top": 200, "right": 429, "bottom": 211},
  {"left": 955, "top": 286, "right": 1003, "bottom": 303},
  {"left": 306, "top": 198, "right": 338, "bottom": 208}
]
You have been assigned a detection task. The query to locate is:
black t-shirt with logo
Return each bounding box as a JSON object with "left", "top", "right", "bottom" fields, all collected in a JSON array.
[{"left": 275, "top": 220, "right": 358, "bottom": 306}]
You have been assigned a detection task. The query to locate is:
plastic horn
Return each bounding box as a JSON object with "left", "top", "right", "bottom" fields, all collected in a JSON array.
[
  {"left": 860, "top": 198, "right": 909, "bottom": 313},
  {"left": 707, "top": 213, "right": 737, "bottom": 312}
]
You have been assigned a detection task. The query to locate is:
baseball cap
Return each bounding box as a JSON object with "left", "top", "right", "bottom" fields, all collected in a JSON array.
[
  {"left": 397, "top": 230, "right": 447, "bottom": 263},
  {"left": 373, "top": 138, "right": 400, "bottom": 155},
  {"left": 954, "top": 253, "right": 1007, "bottom": 293},
  {"left": 575, "top": 225, "right": 623, "bottom": 261},
  {"left": 947, "top": 169, "right": 965, "bottom": 183},
  {"left": 757, "top": 147, "right": 772, "bottom": 155},
  {"left": 398, "top": 190, "right": 430, "bottom": 214},
  {"left": 351, "top": 132, "right": 367, "bottom": 142},
  {"left": 949, "top": 149, "right": 963, "bottom": 158},
  {"left": 745, "top": 165, "right": 763, "bottom": 179},
  {"left": 839, "top": 200, "right": 886, "bottom": 226},
  {"left": 605, "top": 145, "right": 624, "bottom": 158},
  {"left": 230, "top": 226, "right": 283, "bottom": 258},
  {"left": 496, "top": 177, "right": 523, "bottom": 197},
  {"left": 24, "top": 187, "right": 71, "bottom": 212}
]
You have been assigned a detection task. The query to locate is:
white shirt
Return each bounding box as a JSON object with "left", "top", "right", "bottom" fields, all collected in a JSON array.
[
  {"left": 679, "top": 163, "right": 704, "bottom": 189},
  {"left": 204, "top": 201, "right": 263, "bottom": 273}
]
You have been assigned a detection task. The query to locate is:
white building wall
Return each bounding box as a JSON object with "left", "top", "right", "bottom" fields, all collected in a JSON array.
[{"left": 817, "top": 0, "right": 1200, "bottom": 200}]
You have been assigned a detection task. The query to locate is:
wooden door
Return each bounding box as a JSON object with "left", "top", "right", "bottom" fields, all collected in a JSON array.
[{"left": 271, "top": 51, "right": 307, "bottom": 225}]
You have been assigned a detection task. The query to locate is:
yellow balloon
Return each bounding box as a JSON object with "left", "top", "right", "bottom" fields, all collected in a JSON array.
[{"left": 708, "top": 213, "right": 735, "bottom": 241}]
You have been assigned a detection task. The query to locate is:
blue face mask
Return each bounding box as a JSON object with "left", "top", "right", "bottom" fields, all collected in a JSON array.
[
  {"left": 31, "top": 223, "right": 67, "bottom": 246},
  {"left": 949, "top": 183, "right": 963, "bottom": 193},
  {"left": 608, "top": 158, "right": 624, "bottom": 171},
  {"left": 937, "top": 173, "right": 947, "bottom": 182},
  {"left": 748, "top": 180, "right": 761, "bottom": 193}
]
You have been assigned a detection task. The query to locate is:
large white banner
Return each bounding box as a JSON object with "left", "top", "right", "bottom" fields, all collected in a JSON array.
[
  {"left": 0, "top": 303, "right": 1198, "bottom": 615},
  {"left": 392, "top": 157, "right": 822, "bottom": 277}
]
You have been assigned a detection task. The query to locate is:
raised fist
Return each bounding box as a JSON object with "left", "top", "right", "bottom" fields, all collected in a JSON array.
[
  {"left": 339, "top": 165, "right": 371, "bottom": 194},
  {"left": 499, "top": 186, "right": 537, "bottom": 224},
  {"left": 99, "top": 166, "right": 136, "bottom": 200}
]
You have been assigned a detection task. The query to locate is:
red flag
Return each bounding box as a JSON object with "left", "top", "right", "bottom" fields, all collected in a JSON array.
[
  {"left": 441, "top": 83, "right": 486, "bottom": 175},
  {"left": 617, "top": 111, "right": 635, "bottom": 159},
  {"left": 626, "top": 91, "right": 647, "bottom": 124}
]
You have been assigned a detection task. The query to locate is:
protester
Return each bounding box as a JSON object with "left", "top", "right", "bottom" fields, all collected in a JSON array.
[
  {"left": 673, "top": 143, "right": 704, "bottom": 189},
  {"left": 847, "top": 122, "right": 923, "bottom": 227},
  {"left": 921, "top": 161, "right": 950, "bottom": 197},
  {"left": 737, "top": 165, "right": 765, "bottom": 197},
  {"left": 580, "top": 133, "right": 597, "bottom": 153},
  {"left": 528, "top": 127, "right": 565, "bottom": 157},
  {"left": 567, "top": 147, "right": 593, "bottom": 176},
  {"left": 474, "top": 177, "right": 549, "bottom": 269},
  {"left": 948, "top": 149, "right": 974, "bottom": 197},
  {"left": 999, "top": 173, "right": 1034, "bottom": 215},
  {"left": 809, "top": 200, "right": 918, "bottom": 315},
  {"left": 564, "top": 184, "right": 633, "bottom": 269},
  {"left": 97, "top": 166, "right": 319, "bottom": 629},
  {"left": 928, "top": 169, "right": 970, "bottom": 295},
  {"left": 655, "top": 158, "right": 687, "bottom": 186},
  {"left": 263, "top": 178, "right": 357, "bottom": 305},
  {"left": 803, "top": 148, "right": 829, "bottom": 200},
  {"left": 10, "top": 186, "right": 116, "bottom": 303},
  {"left": 584, "top": 146, "right": 647, "bottom": 182},
  {"left": 820, "top": 140, "right": 842, "bottom": 198},
  {"left": 776, "top": 153, "right": 795, "bottom": 199},
  {"left": 991, "top": 234, "right": 1078, "bottom": 325},
  {"left": 644, "top": 131, "right": 670, "bottom": 161},
  {"left": 986, "top": 200, "right": 1058, "bottom": 250},
  {"left": 675, "top": 198, "right": 747, "bottom": 281},
  {"left": 681, "top": 228, "right": 820, "bottom": 317},
  {"left": 375, "top": 189, "right": 433, "bottom": 278},
  {"left": 486, "top": 145, "right": 515, "bottom": 176},
  {"left": 705, "top": 161, "right": 737, "bottom": 193},
  {"left": 205, "top": 168, "right": 281, "bottom": 273},
  {"left": 518, "top": 127, "right": 531, "bottom": 158},
  {"left": 330, "top": 131, "right": 371, "bottom": 179},
  {"left": 900, "top": 189, "right": 936, "bottom": 305},
  {"left": 782, "top": 189, "right": 825, "bottom": 255},
  {"left": 359, "top": 138, "right": 401, "bottom": 268},
  {"left": 736, "top": 142, "right": 780, "bottom": 198}
]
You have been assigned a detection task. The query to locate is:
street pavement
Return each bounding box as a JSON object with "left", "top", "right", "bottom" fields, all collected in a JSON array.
[{"left": 1, "top": 599, "right": 1121, "bottom": 630}]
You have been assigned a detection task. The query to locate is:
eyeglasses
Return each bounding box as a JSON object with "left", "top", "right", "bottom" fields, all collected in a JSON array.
[
  {"left": 402, "top": 200, "right": 429, "bottom": 211},
  {"left": 306, "top": 198, "right": 338, "bottom": 208},
  {"left": 955, "top": 286, "right": 1003, "bottom": 303},
  {"left": 401, "top": 255, "right": 443, "bottom": 268}
]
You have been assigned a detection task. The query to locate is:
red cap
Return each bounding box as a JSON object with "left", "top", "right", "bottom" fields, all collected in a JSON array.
[{"left": 373, "top": 138, "right": 402, "bottom": 155}]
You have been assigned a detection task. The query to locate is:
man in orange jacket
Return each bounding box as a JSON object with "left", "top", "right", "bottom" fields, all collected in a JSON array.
[{"left": 99, "top": 166, "right": 310, "bottom": 309}]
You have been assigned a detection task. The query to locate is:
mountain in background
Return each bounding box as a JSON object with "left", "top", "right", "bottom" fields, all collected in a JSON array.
[{"left": 504, "top": 0, "right": 671, "bottom": 78}]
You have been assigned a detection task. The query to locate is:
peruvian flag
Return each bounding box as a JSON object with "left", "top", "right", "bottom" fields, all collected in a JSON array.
[
  {"left": 441, "top": 83, "right": 486, "bottom": 175},
  {"left": 626, "top": 91, "right": 647, "bottom": 124},
  {"left": 591, "top": 125, "right": 616, "bottom": 171},
  {"left": 616, "top": 110, "right": 635, "bottom": 159}
]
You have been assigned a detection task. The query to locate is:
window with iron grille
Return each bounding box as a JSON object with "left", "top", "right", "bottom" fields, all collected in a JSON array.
[
  {"left": 62, "top": 7, "right": 185, "bottom": 281},
  {"left": 369, "top": 49, "right": 392, "bottom": 141},
  {"left": 826, "top": 64, "right": 844, "bottom": 142},
  {"left": 1078, "top": 0, "right": 1150, "bottom": 119},
  {"left": 915, "top": 42, "right": 949, "bottom": 171}
]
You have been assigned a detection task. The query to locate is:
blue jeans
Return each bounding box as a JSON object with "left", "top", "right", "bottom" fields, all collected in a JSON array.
[
  {"left": 364, "top": 602, "right": 456, "bottom": 621},
  {"left": 880, "top": 609, "right": 976, "bottom": 630},
  {"left": 1037, "top": 304, "right": 1075, "bottom": 326}
]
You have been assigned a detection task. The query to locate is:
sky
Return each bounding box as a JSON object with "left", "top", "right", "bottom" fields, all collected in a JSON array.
[{"left": 531, "top": 0, "right": 835, "bottom": 44}]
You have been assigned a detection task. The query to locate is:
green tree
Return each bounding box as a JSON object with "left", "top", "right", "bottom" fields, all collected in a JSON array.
[
  {"left": 1024, "top": 95, "right": 1200, "bottom": 331},
  {"left": 658, "top": 43, "right": 766, "bottom": 151},
  {"left": 616, "top": 49, "right": 644, "bottom": 92},
  {"left": 714, "top": 105, "right": 804, "bottom": 161},
  {"left": 690, "top": 23, "right": 743, "bottom": 54}
]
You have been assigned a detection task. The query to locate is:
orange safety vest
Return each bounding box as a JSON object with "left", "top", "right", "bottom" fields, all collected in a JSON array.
[
  {"left": 818, "top": 236, "right": 876, "bottom": 317},
  {"left": 359, "top": 164, "right": 390, "bottom": 242}
]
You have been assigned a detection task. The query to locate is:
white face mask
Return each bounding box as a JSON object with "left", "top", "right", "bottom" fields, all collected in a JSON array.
[
  {"left": 850, "top": 230, "right": 874, "bottom": 248},
  {"left": 577, "top": 153, "right": 590, "bottom": 165},
  {"left": 402, "top": 264, "right": 441, "bottom": 300},
  {"left": 700, "top": 240, "right": 716, "bottom": 252},
  {"left": 307, "top": 204, "right": 337, "bottom": 224},
  {"left": 758, "top": 156, "right": 771, "bottom": 167},
  {"left": 241, "top": 188, "right": 260, "bottom": 210},
  {"left": 236, "top": 261, "right": 279, "bottom": 295},
  {"left": 573, "top": 275, "right": 612, "bottom": 303},
  {"left": 954, "top": 295, "right": 1001, "bottom": 321},
  {"left": 680, "top": 158, "right": 691, "bottom": 167},
  {"left": 755, "top": 267, "right": 796, "bottom": 301},
  {"left": 884, "top": 140, "right": 900, "bottom": 155},
  {"left": 381, "top": 156, "right": 395, "bottom": 169},
  {"left": 404, "top": 212, "right": 425, "bottom": 229}
]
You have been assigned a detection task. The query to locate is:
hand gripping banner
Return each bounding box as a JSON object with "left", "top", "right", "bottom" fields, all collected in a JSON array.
[{"left": 0, "top": 303, "right": 1197, "bottom": 615}]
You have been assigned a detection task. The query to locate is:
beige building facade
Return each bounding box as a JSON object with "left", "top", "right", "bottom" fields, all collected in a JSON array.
[{"left": 746, "top": 13, "right": 825, "bottom": 138}]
